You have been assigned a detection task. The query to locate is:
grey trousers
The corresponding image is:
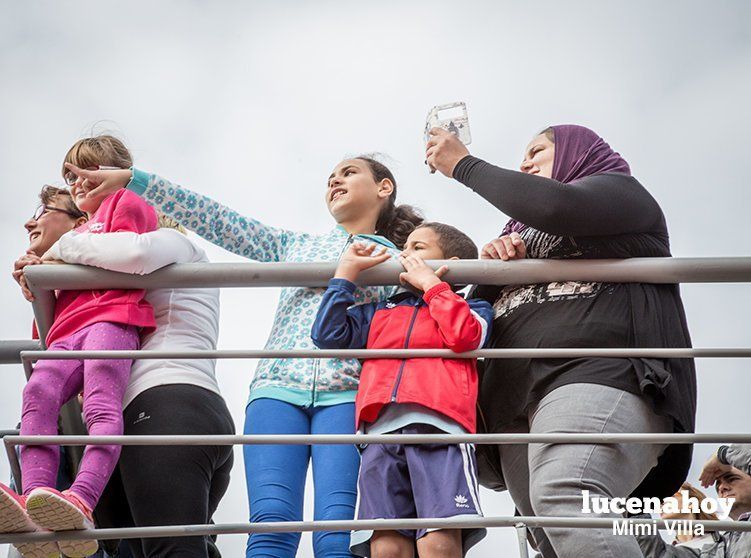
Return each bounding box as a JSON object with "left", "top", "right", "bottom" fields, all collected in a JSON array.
[{"left": 500, "top": 383, "right": 672, "bottom": 558}]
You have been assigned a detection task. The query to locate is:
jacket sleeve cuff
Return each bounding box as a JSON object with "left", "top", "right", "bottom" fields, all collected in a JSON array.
[
  {"left": 423, "top": 281, "right": 452, "bottom": 303},
  {"left": 126, "top": 167, "right": 150, "bottom": 196},
  {"left": 328, "top": 278, "right": 357, "bottom": 293},
  {"left": 717, "top": 445, "right": 730, "bottom": 465}
]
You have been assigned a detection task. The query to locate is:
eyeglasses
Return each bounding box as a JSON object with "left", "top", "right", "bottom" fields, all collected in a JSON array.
[
  {"left": 32, "top": 204, "right": 85, "bottom": 221},
  {"left": 63, "top": 168, "right": 93, "bottom": 186}
]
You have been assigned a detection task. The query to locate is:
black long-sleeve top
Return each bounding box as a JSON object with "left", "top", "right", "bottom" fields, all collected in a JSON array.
[
  {"left": 454, "top": 156, "right": 697, "bottom": 500},
  {"left": 454, "top": 156, "right": 664, "bottom": 237}
]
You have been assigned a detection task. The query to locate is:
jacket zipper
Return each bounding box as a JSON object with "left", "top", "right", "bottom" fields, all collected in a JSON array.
[
  {"left": 338, "top": 233, "right": 355, "bottom": 258},
  {"left": 312, "top": 233, "right": 355, "bottom": 406},
  {"left": 311, "top": 359, "right": 319, "bottom": 406},
  {"left": 391, "top": 302, "right": 421, "bottom": 402}
]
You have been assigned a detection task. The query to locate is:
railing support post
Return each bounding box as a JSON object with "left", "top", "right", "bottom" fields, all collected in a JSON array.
[
  {"left": 515, "top": 522, "right": 530, "bottom": 558},
  {"left": 3, "top": 436, "right": 22, "bottom": 495}
]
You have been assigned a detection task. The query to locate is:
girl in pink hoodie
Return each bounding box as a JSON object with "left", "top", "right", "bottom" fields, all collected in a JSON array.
[{"left": 1, "top": 136, "right": 157, "bottom": 558}]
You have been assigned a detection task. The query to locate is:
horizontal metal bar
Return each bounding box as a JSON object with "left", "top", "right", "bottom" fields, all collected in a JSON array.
[
  {"left": 18, "top": 347, "right": 751, "bottom": 362},
  {"left": 1, "top": 515, "right": 749, "bottom": 544},
  {"left": 6, "top": 433, "right": 751, "bottom": 447},
  {"left": 22, "top": 257, "right": 751, "bottom": 291},
  {"left": 23, "top": 256, "right": 751, "bottom": 349},
  {"left": 0, "top": 340, "right": 39, "bottom": 364}
]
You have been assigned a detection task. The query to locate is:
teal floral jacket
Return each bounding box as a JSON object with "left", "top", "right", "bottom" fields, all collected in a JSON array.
[{"left": 128, "top": 168, "right": 397, "bottom": 407}]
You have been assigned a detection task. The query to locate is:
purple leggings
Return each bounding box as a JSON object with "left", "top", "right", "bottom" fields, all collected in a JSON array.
[{"left": 20, "top": 322, "right": 138, "bottom": 510}]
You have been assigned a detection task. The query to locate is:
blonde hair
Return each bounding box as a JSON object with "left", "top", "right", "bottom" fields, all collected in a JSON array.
[
  {"left": 158, "top": 213, "right": 187, "bottom": 234},
  {"left": 677, "top": 482, "right": 719, "bottom": 525},
  {"left": 62, "top": 135, "right": 133, "bottom": 175}
]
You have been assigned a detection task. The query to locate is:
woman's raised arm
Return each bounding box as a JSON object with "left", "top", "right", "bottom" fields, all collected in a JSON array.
[{"left": 453, "top": 156, "right": 663, "bottom": 237}]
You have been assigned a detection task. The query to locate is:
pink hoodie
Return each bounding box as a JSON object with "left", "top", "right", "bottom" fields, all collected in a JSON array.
[{"left": 46, "top": 189, "right": 158, "bottom": 346}]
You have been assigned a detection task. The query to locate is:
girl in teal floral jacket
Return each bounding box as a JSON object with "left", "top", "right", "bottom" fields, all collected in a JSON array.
[{"left": 65, "top": 157, "right": 423, "bottom": 557}]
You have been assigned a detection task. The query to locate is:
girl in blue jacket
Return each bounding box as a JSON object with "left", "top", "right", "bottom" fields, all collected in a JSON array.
[{"left": 65, "top": 157, "right": 423, "bottom": 558}]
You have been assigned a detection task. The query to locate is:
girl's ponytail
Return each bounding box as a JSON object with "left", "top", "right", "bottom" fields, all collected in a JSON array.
[
  {"left": 375, "top": 200, "right": 423, "bottom": 250},
  {"left": 356, "top": 156, "right": 424, "bottom": 249}
]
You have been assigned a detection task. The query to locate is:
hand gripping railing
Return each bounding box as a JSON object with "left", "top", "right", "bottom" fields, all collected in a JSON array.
[{"left": 3, "top": 256, "right": 750, "bottom": 557}]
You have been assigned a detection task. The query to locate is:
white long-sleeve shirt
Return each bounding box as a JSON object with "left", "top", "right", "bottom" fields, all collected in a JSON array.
[{"left": 48, "top": 228, "right": 222, "bottom": 408}]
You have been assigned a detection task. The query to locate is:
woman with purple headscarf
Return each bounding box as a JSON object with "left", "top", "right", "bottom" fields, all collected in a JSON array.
[{"left": 426, "top": 125, "right": 697, "bottom": 558}]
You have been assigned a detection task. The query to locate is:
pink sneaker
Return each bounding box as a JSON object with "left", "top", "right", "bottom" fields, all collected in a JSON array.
[
  {"left": 0, "top": 483, "right": 58, "bottom": 558},
  {"left": 25, "top": 487, "right": 98, "bottom": 557}
]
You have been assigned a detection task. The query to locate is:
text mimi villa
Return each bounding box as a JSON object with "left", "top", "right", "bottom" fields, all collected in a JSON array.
[{"left": 612, "top": 518, "right": 705, "bottom": 537}]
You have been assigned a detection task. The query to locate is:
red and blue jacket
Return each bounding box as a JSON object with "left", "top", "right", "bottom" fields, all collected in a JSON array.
[{"left": 311, "top": 278, "right": 494, "bottom": 433}]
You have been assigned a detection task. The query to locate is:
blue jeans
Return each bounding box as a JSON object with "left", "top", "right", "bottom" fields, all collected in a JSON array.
[{"left": 243, "top": 398, "right": 359, "bottom": 558}]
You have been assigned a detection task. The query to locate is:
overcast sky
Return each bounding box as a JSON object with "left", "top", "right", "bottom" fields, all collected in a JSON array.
[{"left": 1, "top": 1, "right": 750, "bottom": 556}]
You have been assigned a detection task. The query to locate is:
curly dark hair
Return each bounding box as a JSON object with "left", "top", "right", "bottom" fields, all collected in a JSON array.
[{"left": 355, "top": 156, "right": 423, "bottom": 249}]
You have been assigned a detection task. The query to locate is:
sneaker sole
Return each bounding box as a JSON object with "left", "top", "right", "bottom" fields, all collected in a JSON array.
[
  {"left": 0, "top": 489, "right": 58, "bottom": 558},
  {"left": 14, "top": 541, "right": 61, "bottom": 558},
  {"left": 25, "top": 491, "right": 98, "bottom": 558}
]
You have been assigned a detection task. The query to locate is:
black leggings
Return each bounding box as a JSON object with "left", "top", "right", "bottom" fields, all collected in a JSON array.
[{"left": 118, "top": 384, "right": 235, "bottom": 557}]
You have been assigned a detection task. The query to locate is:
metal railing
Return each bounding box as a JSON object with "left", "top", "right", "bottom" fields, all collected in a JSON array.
[
  {"left": 2, "top": 257, "right": 750, "bottom": 556},
  {"left": 2, "top": 516, "right": 750, "bottom": 547},
  {"left": 21, "top": 257, "right": 751, "bottom": 347}
]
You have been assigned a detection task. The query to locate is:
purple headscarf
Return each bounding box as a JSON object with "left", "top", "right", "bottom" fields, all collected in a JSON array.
[{"left": 501, "top": 124, "right": 632, "bottom": 236}]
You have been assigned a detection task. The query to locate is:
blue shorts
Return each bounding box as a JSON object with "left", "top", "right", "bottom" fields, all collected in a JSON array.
[{"left": 350, "top": 424, "right": 486, "bottom": 557}]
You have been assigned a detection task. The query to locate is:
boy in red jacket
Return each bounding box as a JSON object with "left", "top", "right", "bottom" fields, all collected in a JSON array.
[{"left": 312, "top": 222, "right": 493, "bottom": 558}]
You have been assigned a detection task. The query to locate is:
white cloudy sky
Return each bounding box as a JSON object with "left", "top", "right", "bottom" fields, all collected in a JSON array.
[{"left": 1, "top": 1, "right": 750, "bottom": 556}]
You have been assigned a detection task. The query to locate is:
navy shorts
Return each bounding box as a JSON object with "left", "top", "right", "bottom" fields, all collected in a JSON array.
[{"left": 350, "top": 424, "right": 486, "bottom": 557}]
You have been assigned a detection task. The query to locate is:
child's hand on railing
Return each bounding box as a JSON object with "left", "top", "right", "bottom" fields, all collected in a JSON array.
[
  {"left": 334, "top": 243, "right": 391, "bottom": 282},
  {"left": 398, "top": 254, "right": 448, "bottom": 292},
  {"left": 481, "top": 233, "right": 527, "bottom": 261}
]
